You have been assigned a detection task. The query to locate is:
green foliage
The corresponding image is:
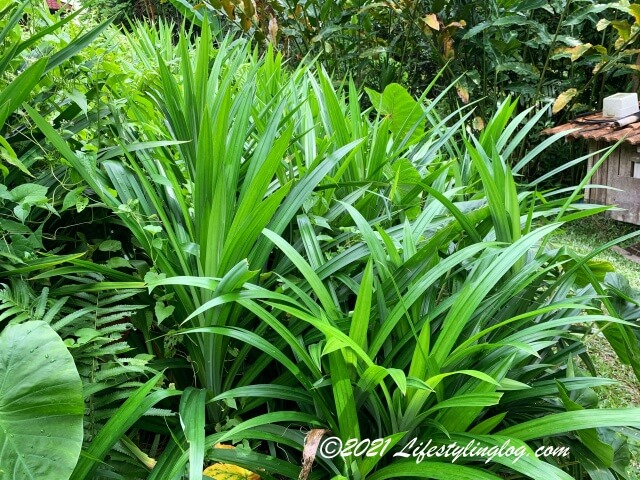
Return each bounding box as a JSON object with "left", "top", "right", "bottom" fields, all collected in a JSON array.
[
  {"left": 25, "top": 19, "right": 640, "bottom": 477},
  {"left": 90, "top": 0, "right": 183, "bottom": 25},
  {"left": 5, "top": 3, "right": 640, "bottom": 479},
  {"left": 0, "top": 4, "right": 175, "bottom": 478},
  {"left": 161, "top": 146, "right": 640, "bottom": 475},
  {"left": 168, "top": 0, "right": 640, "bottom": 123},
  {"left": 0, "top": 320, "right": 84, "bottom": 480}
]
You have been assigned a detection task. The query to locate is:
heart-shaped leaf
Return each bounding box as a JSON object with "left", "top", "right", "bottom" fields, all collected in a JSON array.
[{"left": 0, "top": 321, "right": 84, "bottom": 480}]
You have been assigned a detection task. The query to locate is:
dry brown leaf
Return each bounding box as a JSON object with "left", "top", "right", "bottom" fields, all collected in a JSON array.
[
  {"left": 242, "top": 0, "right": 255, "bottom": 16},
  {"left": 552, "top": 88, "right": 578, "bottom": 114},
  {"left": 298, "top": 429, "right": 330, "bottom": 480},
  {"left": 441, "top": 30, "right": 455, "bottom": 60},
  {"left": 221, "top": 0, "right": 235, "bottom": 19},
  {"left": 268, "top": 15, "right": 278, "bottom": 44},
  {"left": 456, "top": 85, "right": 469, "bottom": 104},
  {"left": 446, "top": 20, "right": 466, "bottom": 30},
  {"left": 424, "top": 13, "right": 439, "bottom": 31},
  {"left": 240, "top": 14, "right": 252, "bottom": 31}
]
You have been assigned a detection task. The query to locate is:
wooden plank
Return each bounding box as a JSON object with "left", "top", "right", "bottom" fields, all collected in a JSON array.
[
  {"left": 605, "top": 141, "right": 620, "bottom": 208},
  {"left": 587, "top": 140, "right": 608, "bottom": 205},
  {"left": 599, "top": 140, "right": 608, "bottom": 205},
  {"left": 619, "top": 145, "right": 632, "bottom": 177},
  {"left": 604, "top": 144, "right": 640, "bottom": 224},
  {"left": 606, "top": 174, "right": 640, "bottom": 225},
  {"left": 586, "top": 140, "right": 595, "bottom": 203}
]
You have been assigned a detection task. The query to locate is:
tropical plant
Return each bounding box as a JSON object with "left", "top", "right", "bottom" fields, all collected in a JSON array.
[
  {"left": 0, "top": 3, "right": 180, "bottom": 478},
  {"left": 24, "top": 16, "right": 640, "bottom": 479},
  {"left": 139, "top": 97, "right": 640, "bottom": 480},
  {"left": 0, "top": 320, "right": 83, "bottom": 480}
]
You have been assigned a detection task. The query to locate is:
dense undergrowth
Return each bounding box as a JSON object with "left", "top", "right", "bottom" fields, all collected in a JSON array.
[{"left": 1, "top": 1, "right": 640, "bottom": 479}]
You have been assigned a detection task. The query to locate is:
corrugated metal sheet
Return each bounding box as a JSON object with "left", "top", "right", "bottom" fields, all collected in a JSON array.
[{"left": 542, "top": 111, "right": 640, "bottom": 144}]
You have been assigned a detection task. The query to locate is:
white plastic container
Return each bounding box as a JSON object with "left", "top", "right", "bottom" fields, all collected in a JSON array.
[{"left": 603, "top": 92, "right": 639, "bottom": 119}]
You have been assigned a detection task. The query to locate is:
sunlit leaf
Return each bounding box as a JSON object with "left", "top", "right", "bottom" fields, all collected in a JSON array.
[
  {"left": 554, "top": 43, "right": 593, "bottom": 61},
  {"left": 203, "top": 462, "right": 261, "bottom": 479},
  {"left": 365, "top": 83, "right": 425, "bottom": 144},
  {"left": 552, "top": 88, "right": 578, "bottom": 114}
]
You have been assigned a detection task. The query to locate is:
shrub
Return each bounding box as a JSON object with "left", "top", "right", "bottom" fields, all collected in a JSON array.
[{"left": 25, "top": 18, "right": 640, "bottom": 479}]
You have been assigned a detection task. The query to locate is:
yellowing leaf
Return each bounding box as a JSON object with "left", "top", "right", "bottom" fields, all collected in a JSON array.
[
  {"left": 611, "top": 20, "right": 632, "bottom": 41},
  {"left": 203, "top": 463, "right": 261, "bottom": 480},
  {"left": 630, "top": 4, "right": 640, "bottom": 25},
  {"left": 552, "top": 88, "right": 578, "bottom": 114},
  {"left": 472, "top": 116, "right": 485, "bottom": 131},
  {"left": 424, "top": 13, "right": 439, "bottom": 31},
  {"left": 214, "top": 443, "right": 236, "bottom": 450},
  {"left": 593, "top": 61, "right": 605, "bottom": 74},
  {"left": 570, "top": 43, "right": 592, "bottom": 61},
  {"left": 596, "top": 18, "right": 610, "bottom": 32},
  {"left": 594, "top": 44, "right": 607, "bottom": 55},
  {"left": 555, "top": 43, "right": 593, "bottom": 61}
]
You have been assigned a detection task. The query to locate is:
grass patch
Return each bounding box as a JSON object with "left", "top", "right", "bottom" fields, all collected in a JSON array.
[{"left": 552, "top": 214, "right": 640, "bottom": 477}]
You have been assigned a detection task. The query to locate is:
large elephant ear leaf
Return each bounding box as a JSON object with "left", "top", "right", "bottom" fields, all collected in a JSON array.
[{"left": 0, "top": 320, "right": 83, "bottom": 480}]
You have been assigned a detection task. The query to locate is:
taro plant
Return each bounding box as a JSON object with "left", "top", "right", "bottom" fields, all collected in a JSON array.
[{"left": 0, "top": 321, "right": 83, "bottom": 480}]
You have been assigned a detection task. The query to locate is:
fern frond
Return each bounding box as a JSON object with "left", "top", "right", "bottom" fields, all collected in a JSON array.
[
  {"left": 33, "top": 286, "right": 49, "bottom": 320},
  {"left": 42, "top": 296, "right": 69, "bottom": 324}
]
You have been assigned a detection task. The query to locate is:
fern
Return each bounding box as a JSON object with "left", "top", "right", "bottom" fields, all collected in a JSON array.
[
  {"left": 0, "top": 280, "right": 33, "bottom": 324},
  {"left": 0, "top": 278, "right": 158, "bottom": 445}
]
